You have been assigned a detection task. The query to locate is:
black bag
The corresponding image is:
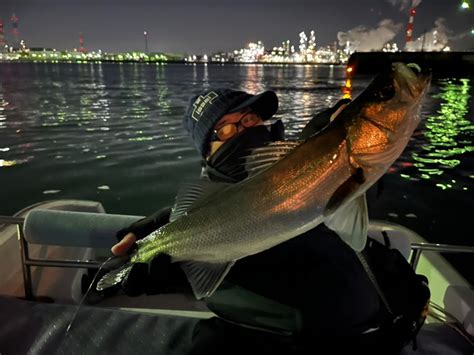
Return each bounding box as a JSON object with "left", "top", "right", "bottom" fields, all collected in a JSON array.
[{"left": 357, "top": 237, "right": 431, "bottom": 352}]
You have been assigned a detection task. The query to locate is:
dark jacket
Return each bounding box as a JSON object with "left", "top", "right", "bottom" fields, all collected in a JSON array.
[{"left": 119, "top": 210, "right": 387, "bottom": 353}]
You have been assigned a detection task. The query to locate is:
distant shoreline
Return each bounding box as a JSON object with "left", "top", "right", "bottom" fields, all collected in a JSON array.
[{"left": 0, "top": 59, "right": 346, "bottom": 66}]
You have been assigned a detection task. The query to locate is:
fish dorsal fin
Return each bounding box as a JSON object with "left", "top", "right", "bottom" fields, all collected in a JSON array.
[
  {"left": 299, "top": 110, "right": 332, "bottom": 140},
  {"left": 243, "top": 141, "right": 301, "bottom": 177},
  {"left": 324, "top": 194, "right": 368, "bottom": 251},
  {"left": 300, "top": 99, "right": 351, "bottom": 139},
  {"left": 180, "top": 260, "right": 235, "bottom": 299},
  {"left": 170, "top": 180, "right": 231, "bottom": 222}
]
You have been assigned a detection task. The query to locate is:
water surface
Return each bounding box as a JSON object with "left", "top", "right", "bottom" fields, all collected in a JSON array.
[{"left": 0, "top": 63, "right": 472, "bottom": 283}]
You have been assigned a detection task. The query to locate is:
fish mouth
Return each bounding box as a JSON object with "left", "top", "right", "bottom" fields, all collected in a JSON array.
[{"left": 393, "top": 62, "right": 431, "bottom": 99}]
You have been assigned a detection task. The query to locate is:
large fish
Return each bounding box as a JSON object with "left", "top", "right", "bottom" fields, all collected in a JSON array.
[{"left": 97, "top": 62, "right": 431, "bottom": 299}]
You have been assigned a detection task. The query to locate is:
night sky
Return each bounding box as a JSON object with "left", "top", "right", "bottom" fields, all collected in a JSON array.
[{"left": 1, "top": 0, "right": 473, "bottom": 54}]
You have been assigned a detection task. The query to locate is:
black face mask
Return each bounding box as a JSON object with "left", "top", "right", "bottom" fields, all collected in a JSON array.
[{"left": 205, "top": 120, "right": 285, "bottom": 183}]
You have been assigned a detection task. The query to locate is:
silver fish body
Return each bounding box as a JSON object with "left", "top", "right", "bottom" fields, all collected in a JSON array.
[{"left": 97, "top": 62, "right": 431, "bottom": 297}]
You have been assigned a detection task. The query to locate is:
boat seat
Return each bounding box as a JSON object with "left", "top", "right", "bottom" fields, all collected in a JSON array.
[
  {"left": 13, "top": 209, "right": 143, "bottom": 304},
  {"left": 21, "top": 209, "right": 212, "bottom": 312},
  {"left": 23, "top": 209, "right": 144, "bottom": 248}
]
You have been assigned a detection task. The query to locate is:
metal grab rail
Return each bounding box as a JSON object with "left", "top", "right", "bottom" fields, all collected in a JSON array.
[
  {"left": 24, "top": 259, "right": 101, "bottom": 269},
  {"left": 2, "top": 214, "right": 473, "bottom": 300},
  {"left": 0, "top": 215, "right": 102, "bottom": 300},
  {"left": 1, "top": 216, "right": 33, "bottom": 299},
  {"left": 409, "top": 242, "right": 474, "bottom": 270},
  {"left": 0, "top": 216, "right": 24, "bottom": 225}
]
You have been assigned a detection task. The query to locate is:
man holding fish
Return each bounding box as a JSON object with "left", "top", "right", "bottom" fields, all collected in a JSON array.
[{"left": 105, "top": 62, "right": 431, "bottom": 353}]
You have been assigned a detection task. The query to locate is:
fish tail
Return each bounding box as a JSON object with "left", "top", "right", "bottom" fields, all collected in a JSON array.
[{"left": 96, "top": 262, "right": 134, "bottom": 291}]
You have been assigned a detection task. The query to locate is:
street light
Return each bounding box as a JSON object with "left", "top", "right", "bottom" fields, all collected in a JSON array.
[
  {"left": 461, "top": 1, "right": 470, "bottom": 9},
  {"left": 143, "top": 31, "right": 149, "bottom": 53}
]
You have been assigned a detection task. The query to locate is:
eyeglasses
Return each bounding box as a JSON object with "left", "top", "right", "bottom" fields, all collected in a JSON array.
[{"left": 211, "top": 111, "right": 261, "bottom": 142}]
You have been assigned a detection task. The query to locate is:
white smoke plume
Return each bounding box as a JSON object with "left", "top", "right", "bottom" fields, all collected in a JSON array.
[
  {"left": 388, "top": 0, "right": 422, "bottom": 11},
  {"left": 337, "top": 19, "right": 403, "bottom": 53},
  {"left": 405, "top": 18, "right": 451, "bottom": 51}
]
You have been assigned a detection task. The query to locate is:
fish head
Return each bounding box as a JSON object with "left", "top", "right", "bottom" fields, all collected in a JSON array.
[{"left": 344, "top": 62, "right": 431, "bottom": 174}]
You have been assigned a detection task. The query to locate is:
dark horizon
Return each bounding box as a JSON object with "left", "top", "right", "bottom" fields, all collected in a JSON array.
[{"left": 1, "top": 0, "right": 473, "bottom": 54}]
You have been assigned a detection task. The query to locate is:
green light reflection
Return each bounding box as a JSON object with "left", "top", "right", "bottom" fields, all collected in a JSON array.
[{"left": 412, "top": 78, "right": 474, "bottom": 190}]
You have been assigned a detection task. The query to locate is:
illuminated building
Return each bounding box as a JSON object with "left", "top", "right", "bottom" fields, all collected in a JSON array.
[
  {"left": 234, "top": 41, "right": 265, "bottom": 63},
  {"left": 19, "top": 40, "right": 28, "bottom": 54},
  {"left": 382, "top": 42, "right": 400, "bottom": 52},
  {"left": 298, "top": 31, "right": 308, "bottom": 61},
  {"left": 210, "top": 52, "right": 233, "bottom": 62},
  {"left": 307, "top": 30, "right": 316, "bottom": 61}
]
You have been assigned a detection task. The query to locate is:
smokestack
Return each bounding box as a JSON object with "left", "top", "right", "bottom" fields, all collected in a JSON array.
[
  {"left": 79, "top": 33, "right": 86, "bottom": 53},
  {"left": 0, "top": 20, "right": 5, "bottom": 47},
  {"left": 405, "top": 7, "right": 417, "bottom": 48},
  {"left": 10, "top": 13, "right": 19, "bottom": 47}
]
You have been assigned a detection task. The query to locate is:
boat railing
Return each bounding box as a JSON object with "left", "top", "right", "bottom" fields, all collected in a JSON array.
[
  {"left": 1, "top": 215, "right": 473, "bottom": 301},
  {"left": 409, "top": 242, "right": 474, "bottom": 269},
  {"left": 0, "top": 216, "right": 101, "bottom": 300}
]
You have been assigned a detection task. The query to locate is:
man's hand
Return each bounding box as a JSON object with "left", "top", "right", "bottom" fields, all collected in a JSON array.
[
  {"left": 111, "top": 232, "right": 136, "bottom": 256},
  {"left": 110, "top": 233, "right": 190, "bottom": 297},
  {"left": 82, "top": 232, "right": 138, "bottom": 296},
  {"left": 111, "top": 232, "right": 165, "bottom": 296}
]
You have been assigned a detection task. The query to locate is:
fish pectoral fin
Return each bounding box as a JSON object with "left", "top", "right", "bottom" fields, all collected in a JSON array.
[
  {"left": 180, "top": 260, "right": 235, "bottom": 299},
  {"left": 170, "top": 180, "right": 232, "bottom": 222},
  {"left": 243, "top": 141, "right": 301, "bottom": 178},
  {"left": 325, "top": 167, "right": 365, "bottom": 214},
  {"left": 324, "top": 194, "right": 369, "bottom": 252}
]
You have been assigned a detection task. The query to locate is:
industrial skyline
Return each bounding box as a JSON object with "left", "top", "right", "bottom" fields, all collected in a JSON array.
[{"left": 0, "top": 0, "right": 473, "bottom": 54}]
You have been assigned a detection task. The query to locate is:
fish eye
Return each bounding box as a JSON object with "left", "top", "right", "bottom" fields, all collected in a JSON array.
[{"left": 376, "top": 84, "right": 395, "bottom": 101}]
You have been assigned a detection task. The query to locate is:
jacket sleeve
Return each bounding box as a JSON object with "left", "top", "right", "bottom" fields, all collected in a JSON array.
[{"left": 116, "top": 206, "right": 172, "bottom": 241}]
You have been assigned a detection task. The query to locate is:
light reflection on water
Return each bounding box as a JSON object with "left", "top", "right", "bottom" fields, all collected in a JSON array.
[
  {"left": 0, "top": 90, "right": 6, "bottom": 125},
  {"left": 413, "top": 78, "right": 473, "bottom": 190},
  {"left": 0, "top": 86, "right": 16, "bottom": 167},
  {"left": 390, "top": 77, "right": 474, "bottom": 192},
  {"left": 0, "top": 62, "right": 473, "bottom": 283},
  {"left": 0, "top": 63, "right": 472, "bottom": 214}
]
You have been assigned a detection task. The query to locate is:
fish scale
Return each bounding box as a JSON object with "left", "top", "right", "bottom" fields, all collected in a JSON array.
[
  {"left": 116, "top": 132, "right": 353, "bottom": 269},
  {"left": 97, "top": 62, "right": 431, "bottom": 299}
]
